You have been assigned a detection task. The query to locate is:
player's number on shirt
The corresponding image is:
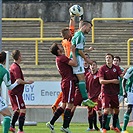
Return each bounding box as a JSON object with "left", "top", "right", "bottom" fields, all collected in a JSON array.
[{"left": 0, "top": 99, "right": 6, "bottom": 107}]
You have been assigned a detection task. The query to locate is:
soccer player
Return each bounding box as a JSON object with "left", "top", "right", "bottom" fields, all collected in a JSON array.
[
  {"left": 105, "top": 56, "right": 125, "bottom": 130},
  {"left": 46, "top": 43, "right": 77, "bottom": 133},
  {"left": 9, "top": 50, "right": 34, "bottom": 133},
  {"left": 51, "top": 8, "right": 95, "bottom": 112},
  {"left": 51, "top": 11, "right": 76, "bottom": 114},
  {"left": 113, "top": 56, "right": 126, "bottom": 103},
  {"left": 0, "top": 51, "right": 24, "bottom": 133},
  {"left": 99, "top": 53, "right": 123, "bottom": 133},
  {"left": 121, "top": 66, "right": 133, "bottom": 133},
  {"left": 85, "top": 61, "right": 102, "bottom": 131},
  {"left": 51, "top": 53, "right": 91, "bottom": 114},
  {"left": 70, "top": 20, "right": 97, "bottom": 107},
  {"left": 65, "top": 61, "right": 102, "bottom": 131}
]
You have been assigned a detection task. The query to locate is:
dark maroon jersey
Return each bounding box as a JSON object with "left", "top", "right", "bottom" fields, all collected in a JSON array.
[
  {"left": 8, "top": 62, "right": 24, "bottom": 95},
  {"left": 84, "top": 67, "right": 91, "bottom": 76},
  {"left": 86, "top": 71, "right": 101, "bottom": 99},
  {"left": 56, "top": 55, "right": 74, "bottom": 81},
  {"left": 99, "top": 64, "right": 122, "bottom": 95}
]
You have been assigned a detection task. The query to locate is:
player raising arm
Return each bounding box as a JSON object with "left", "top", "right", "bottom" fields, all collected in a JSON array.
[
  {"left": 52, "top": 5, "right": 95, "bottom": 113},
  {"left": 70, "top": 20, "right": 97, "bottom": 107}
]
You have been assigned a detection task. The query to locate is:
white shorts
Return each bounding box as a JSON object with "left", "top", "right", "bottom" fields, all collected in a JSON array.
[
  {"left": 72, "top": 55, "right": 85, "bottom": 74},
  {"left": 0, "top": 96, "right": 8, "bottom": 112},
  {"left": 118, "top": 95, "right": 124, "bottom": 104},
  {"left": 126, "top": 92, "right": 133, "bottom": 105}
]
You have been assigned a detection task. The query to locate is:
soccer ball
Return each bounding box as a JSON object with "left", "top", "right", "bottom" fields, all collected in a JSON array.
[{"left": 69, "top": 5, "right": 83, "bottom": 16}]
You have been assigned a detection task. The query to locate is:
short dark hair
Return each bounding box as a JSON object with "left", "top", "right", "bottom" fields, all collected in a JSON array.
[
  {"left": 11, "top": 50, "right": 20, "bottom": 60},
  {"left": 61, "top": 28, "right": 69, "bottom": 39},
  {"left": 81, "top": 21, "right": 93, "bottom": 27},
  {"left": 92, "top": 60, "right": 97, "bottom": 65},
  {"left": 50, "top": 43, "right": 59, "bottom": 56},
  {"left": 106, "top": 53, "right": 114, "bottom": 59},
  {"left": 0, "top": 51, "right": 6, "bottom": 63},
  {"left": 114, "top": 56, "right": 121, "bottom": 62},
  {"left": 85, "top": 53, "right": 90, "bottom": 58}
]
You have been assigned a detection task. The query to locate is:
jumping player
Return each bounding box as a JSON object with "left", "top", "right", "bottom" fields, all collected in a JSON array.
[
  {"left": 51, "top": 6, "right": 95, "bottom": 113},
  {"left": 51, "top": 11, "right": 76, "bottom": 114},
  {"left": 70, "top": 20, "right": 97, "bottom": 107}
]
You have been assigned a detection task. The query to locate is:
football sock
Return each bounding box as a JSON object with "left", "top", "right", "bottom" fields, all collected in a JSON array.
[
  {"left": 68, "top": 111, "right": 74, "bottom": 127},
  {"left": 122, "top": 112, "right": 130, "bottom": 131},
  {"left": 50, "top": 107, "right": 64, "bottom": 125},
  {"left": 63, "top": 108, "right": 71, "bottom": 128},
  {"left": 105, "top": 114, "right": 111, "bottom": 129},
  {"left": 102, "top": 113, "right": 108, "bottom": 129},
  {"left": 88, "top": 113, "right": 94, "bottom": 129},
  {"left": 11, "top": 110, "right": 19, "bottom": 128},
  {"left": 3, "top": 116, "right": 11, "bottom": 133},
  {"left": 54, "top": 92, "right": 63, "bottom": 107},
  {"left": 19, "top": 113, "right": 25, "bottom": 131},
  {"left": 113, "top": 113, "right": 118, "bottom": 128},
  {"left": 93, "top": 110, "right": 98, "bottom": 129},
  {"left": 78, "top": 81, "right": 88, "bottom": 100},
  {"left": 116, "top": 118, "right": 121, "bottom": 129},
  {"left": 98, "top": 115, "right": 103, "bottom": 128}
]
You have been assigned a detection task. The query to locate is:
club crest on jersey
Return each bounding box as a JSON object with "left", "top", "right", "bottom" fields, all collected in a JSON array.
[
  {"left": 71, "top": 98, "right": 74, "bottom": 102},
  {"left": 93, "top": 75, "right": 97, "bottom": 79},
  {"left": 21, "top": 103, "right": 24, "bottom": 107},
  {"left": 113, "top": 68, "right": 116, "bottom": 72}
]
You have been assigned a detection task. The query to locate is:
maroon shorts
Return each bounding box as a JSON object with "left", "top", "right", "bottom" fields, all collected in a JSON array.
[
  {"left": 102, "top": 93, "right": 119, "bottom": 109},
  {"left": 74, "top": 88, "right": 83, "bottom": 106},
  {"left": 9, "top": 94, "right": 26, "bottom": 111},
  {"left": 61, "top": 80, "right": 76, "bottom": 103}
]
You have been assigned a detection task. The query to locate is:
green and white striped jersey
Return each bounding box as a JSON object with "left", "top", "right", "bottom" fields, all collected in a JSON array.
[
  {"left": 70, "top": 30, "right": 85, "bottom": 57},
  {"left": 0, "top": 64, "right": 11, "bottom": 87},
  {"left": 124, "top": 66, "right": 133, "bottom": 93},
  {"left": 0, "top": 64, "right": 17, "bottom": 91}
]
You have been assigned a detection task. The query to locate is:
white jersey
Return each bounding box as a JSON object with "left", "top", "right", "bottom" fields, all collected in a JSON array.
[{"left": 70, "top": 30, "right": 85, "bottom": 74}]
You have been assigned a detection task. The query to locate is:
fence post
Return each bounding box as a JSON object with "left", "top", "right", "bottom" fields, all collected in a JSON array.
[
  {"left": 127, "top": 39, "right": 130, "bottom": 66},
  {"left": 35, "top": 40, "right": 38, "bottom": 65},
  {"left": 92, "top": 19, "right": 95, "bottom": 43}
]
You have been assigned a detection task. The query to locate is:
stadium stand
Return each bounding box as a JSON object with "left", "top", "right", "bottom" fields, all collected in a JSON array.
[{"left": 2, "top": 21, "right": 133, "bottom": 81}]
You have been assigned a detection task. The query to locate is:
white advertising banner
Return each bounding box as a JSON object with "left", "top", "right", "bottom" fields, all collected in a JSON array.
[
  {"left": 23, "top": 81, "right": 61, "bottom": 105},
  {"left": 2, "top": 81, "right": 61, "bottom": 105}
]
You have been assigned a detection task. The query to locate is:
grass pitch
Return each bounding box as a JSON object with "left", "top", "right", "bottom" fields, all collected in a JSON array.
[{"left": 0, "top": 122, "right": 133, "bottom": 133}]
